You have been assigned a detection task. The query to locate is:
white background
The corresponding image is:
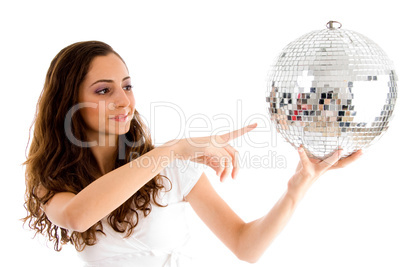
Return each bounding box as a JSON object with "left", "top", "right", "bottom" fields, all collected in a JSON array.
[{"left": 1, "top": 0, "right": 401, "bottom": 266}]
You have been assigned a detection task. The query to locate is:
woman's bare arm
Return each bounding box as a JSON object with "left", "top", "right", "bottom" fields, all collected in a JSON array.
[
  {"left": 187, "top": 148, "right": 363, "bottom": 263},
  {"left": 43, "top": 144, "right": 176, "bottom": 232},
  {"left": 42, "top": 124, "right": 257, "bottom": 233}
]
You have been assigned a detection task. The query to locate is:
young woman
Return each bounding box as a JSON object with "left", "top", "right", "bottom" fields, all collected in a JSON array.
[{"left": 23, "top": 41, "right": 362, "bottom": 266}]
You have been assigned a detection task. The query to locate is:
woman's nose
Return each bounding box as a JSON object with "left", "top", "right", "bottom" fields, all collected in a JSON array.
[{"left": 111, "top": 87, "right": 131, "bottom": 110}]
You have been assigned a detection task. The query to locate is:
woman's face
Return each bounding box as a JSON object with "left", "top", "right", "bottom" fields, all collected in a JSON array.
[{"left": 78, "top": 53, "right": 135, "bottom": 143}]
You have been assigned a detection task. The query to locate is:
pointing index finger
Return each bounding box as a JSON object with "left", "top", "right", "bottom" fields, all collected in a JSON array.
[{"left": 220, "top": 123, "right": 257, "bottom": 142}]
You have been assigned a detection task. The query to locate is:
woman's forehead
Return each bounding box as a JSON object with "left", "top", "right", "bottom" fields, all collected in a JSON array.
[{"left": 90, "top": 54, "right": 127, "bottom": 73}]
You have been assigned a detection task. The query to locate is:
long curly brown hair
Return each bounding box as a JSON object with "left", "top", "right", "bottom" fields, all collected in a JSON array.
[{"left": 22, "top": 41, "right": 170, "bottom": 252}]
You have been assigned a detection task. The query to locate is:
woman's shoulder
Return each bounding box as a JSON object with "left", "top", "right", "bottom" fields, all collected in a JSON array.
[{"left": 159, "top": 159, "right": 205, "bottom": 201}]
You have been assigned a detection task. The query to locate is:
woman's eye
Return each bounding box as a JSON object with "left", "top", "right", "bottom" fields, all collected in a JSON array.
[
  {"left": 96, "top": 88, "right": 110, "bottom": 95},
  {"left": 124, "top": 85, "right": 132, "bottom": 91}
]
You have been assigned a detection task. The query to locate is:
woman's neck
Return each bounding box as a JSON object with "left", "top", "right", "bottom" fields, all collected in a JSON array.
[
  {"left": 87, "top": 132, "right": 119, "bottom": 176},
  {"left": 90, "top": 145, "right": 117, "bottom": 176}
]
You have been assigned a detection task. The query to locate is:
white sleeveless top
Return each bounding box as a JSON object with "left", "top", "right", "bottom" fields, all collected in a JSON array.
[{"left": 77, "top": 160, "right": 204, "bottom": 267}]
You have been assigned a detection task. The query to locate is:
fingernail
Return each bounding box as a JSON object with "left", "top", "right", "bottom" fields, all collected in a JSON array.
[{"left": 248, "top": 123, "right": 257, "bottom": 128}]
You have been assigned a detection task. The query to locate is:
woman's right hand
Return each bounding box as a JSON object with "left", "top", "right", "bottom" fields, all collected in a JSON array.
[{"left": 167, "top": 123, "right": 257, "bottom": 182}]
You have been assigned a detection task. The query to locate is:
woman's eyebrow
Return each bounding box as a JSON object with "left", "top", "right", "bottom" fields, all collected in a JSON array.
[{"left": 90, "top": 76, "right": 131, "bottom": 87}]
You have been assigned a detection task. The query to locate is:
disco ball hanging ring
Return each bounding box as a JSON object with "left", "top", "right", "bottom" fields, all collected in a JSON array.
[{"left": 266, "top": 21, "right": 398, "bottom": 160}]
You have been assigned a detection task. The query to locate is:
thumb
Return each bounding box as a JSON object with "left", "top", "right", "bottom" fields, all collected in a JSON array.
[{"left": 297, "top": 146, "right": 311, "bottom": 167}]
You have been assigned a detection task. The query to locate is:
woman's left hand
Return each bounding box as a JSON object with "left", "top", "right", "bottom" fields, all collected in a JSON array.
[{"left": 288, "top": 147, "right": 363, "bottom": 201}]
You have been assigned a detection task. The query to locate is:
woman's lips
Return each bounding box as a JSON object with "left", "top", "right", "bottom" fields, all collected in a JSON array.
[{"left": 110, "top": 114, "right": 129, "bottom": 122}]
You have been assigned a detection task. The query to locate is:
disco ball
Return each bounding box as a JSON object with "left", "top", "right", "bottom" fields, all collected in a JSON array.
[{"left": 266, "top": 21, "right": 398, "bottom": 160}]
